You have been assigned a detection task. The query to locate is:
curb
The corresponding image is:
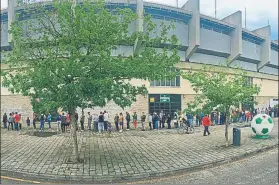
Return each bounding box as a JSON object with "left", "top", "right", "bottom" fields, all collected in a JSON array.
[{"left": 1, "top": 143, "right": 278, "bottom": 183}]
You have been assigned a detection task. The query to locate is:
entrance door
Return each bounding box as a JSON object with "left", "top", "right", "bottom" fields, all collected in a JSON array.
[{"left": 149, "top": 94, "right": 181, "bottom": 117}]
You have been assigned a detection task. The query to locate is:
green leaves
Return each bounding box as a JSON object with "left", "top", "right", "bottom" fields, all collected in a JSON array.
[
  {"left": 182, "top": 65, "right": 261, "bottom": 117},
  {"left": 2, "top": 0, "right": 180, "bottom": 113}
]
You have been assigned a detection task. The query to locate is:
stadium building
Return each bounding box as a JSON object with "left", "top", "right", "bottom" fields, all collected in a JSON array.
[{"left": 1, "top": 0, "right": 278, "bottom": 121}]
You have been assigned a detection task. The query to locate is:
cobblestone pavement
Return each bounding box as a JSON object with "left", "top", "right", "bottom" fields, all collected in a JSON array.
[{"left": 1, "top": 119, "right": 278, "bottom": 182}]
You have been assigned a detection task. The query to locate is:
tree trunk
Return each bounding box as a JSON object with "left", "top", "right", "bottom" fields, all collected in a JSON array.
[
  {"left": 225, "top": 112, "right": 230, "bottom": 147},
  {"left": 70, "top": 108, "right": 79, "bottom": 162}
]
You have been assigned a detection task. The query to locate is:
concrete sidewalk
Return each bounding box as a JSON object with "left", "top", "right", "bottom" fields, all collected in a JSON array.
[{"left": 1, "top": 118, "right": 278, "bottom": 183}]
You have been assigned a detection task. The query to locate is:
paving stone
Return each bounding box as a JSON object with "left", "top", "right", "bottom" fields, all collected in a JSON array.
[{"left": 1, "top": 119, "right": 278, "bottom": 181}]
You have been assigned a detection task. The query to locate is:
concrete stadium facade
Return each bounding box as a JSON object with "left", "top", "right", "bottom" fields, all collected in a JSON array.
[{"left": 1, "top": 0, "right": 278, "bottom": 121}]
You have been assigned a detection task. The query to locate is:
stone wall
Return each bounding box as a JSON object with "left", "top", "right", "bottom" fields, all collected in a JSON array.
[
  {"left": 1, "top": 95, "right": 149, "bottom": 123},
  {"left": 1, "top": 95, "right": 33, "bottom": 120},
  {"left": 181, "top": 94, "right": 203, "bottom": 111},
  {"left": 254, "top": 96, "right": 277, "bottom": 109},
  {"left": 73, "top": 95, "right": 148, "bottom": 122}
]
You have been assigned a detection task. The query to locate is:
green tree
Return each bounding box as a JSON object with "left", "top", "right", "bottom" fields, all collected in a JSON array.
[
  {"left": 182, "top": 64, "right": 260, "bottom": 146},
  {"left": 1, "top": 0, "right": 180, "bottom": 161}
]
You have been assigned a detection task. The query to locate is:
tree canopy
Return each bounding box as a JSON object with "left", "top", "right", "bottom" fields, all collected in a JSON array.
[
  {"left": 182, "top": 63, "right": 261, "bottom": 145},
  {"left": 2, "top": 0, "right": 180, "bottom": 113}
]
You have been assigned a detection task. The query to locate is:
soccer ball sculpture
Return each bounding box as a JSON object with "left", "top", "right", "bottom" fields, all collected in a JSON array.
[{"left": 251, "top": 114, "right": 274, "bottom": 138}]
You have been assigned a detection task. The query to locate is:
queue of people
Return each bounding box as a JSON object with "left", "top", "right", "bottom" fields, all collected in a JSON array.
[{"left": 2, "top": 106, "right": 277, "bottom": 134}]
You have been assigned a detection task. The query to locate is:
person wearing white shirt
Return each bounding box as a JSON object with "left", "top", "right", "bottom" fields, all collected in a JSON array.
[{"left": 104, "top": 111, "right": 109, "bottom": 131}]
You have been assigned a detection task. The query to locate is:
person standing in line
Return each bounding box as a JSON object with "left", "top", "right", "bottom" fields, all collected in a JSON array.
[
  {"left": 66, "top": 112, "right": 71, "bottom": 132},
  {"left": 246, "top": 111, "right": 251, "bottom": 123},
  {"left": 125, "top": 112, "right": 131, "bottom": 130},
  {"left": 8, "top": 113, "right": 14, "bottom": 131},
  {"left": 87, "top": 112, "right": 92, "bottom": 131},
  {"left": 103, "top": 111, "right": 109, "bottom": 131},
  {"left": 173, "top": 112, "right": 178, "bottom": 128},
  {"left": 3, "top": 112, "right": 7, "bottom": 129},
  {"left": 119, "top": 113, "right": 124, "bottom": 132},
  {"left": 220, "top": 112, "right": 224, "bottom": 125},
  {"left": 26, "top": 117, "right": 31, "bottom": 129},
  {"left": 47, "top": 113, "right": 52, "bottom": 129},
  {"left": 141, "top": 112, "right": 146, "bottom": 131},
  {"left": 114, "top": 113, "right": 119, "bottom": 131},
  {"left": 154, "top": 112, "right": 159, "bottom": 130},
  {"left": 33, "top": 112, "right": 37, "bottom": 129},
  {"left": 40, "top": 113, "right": 45, "bottom": 131},
  {"left": 61, "top": 113, "right": 66, "bottom": 133},
  {"left": 202, "top": 114, "right": 211, "bottom": 136},
  {"left": 74, "top": 111, "right": 79, "bottom": 131},
  {"left": 93, "top": 114, "right": 98, "bottom": 131},
  {"left": 187, "top": 113, "right": 193, "bottom": 128},
  {"left": 14, "top": 112, "right": 20, "bottom": 131},
  {"left": 133, "top": 112, "right": 137, "bottom": 130},
  {"left": 152, "top": 112, "right": 156, "bottom": 129},
  {"left": 107, "top": 120, "right": 112, "bottom": 135},
  {"left": 148, "top": 113, "right": 153, "bottom": 130},
  {"left": 98, "top": 112, "right": 105, "bottom": 134},
  {"left": 167, "top": 114, "right": 171, "bottom": 129},
  {"left": 159, "top": 111, "right": 163, "bottom": 129},
  {"left": 56, "top": 113, "right": 62, "bottom": 132},
  {"left": 195, "top": 114, "right": 200, "bottom": 127},
  {"left": 210, "top": 111, "right": 214, "bottom": 126},
  {"left": 18, "top": 114, "right": 22, "bottom": 130},
  {"left": 80, "top": 111, "right": 85, "bottom": 131},
  {"left": 161, "top": 113, "right": 166, "bottom": 129}
]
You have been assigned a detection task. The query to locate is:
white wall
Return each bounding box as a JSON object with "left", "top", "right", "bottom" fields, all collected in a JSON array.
[
  {"left": 242, "top": 40, "right": 261, "bottom": 61},
  {"left": 1, "top": 22, "right": 8, "bottom": 46},
  {"left": 190, "top": 53, "right": 227, "bottom": 66},
  {"left": 259, "top": 66, "right": 278, "bottom": 76},
  {"left": 271, "top": 50, "right": 278, "bottom": 66},
  {"left": 200, "top": 28, "right": 231, "bottom": 54},
  {"left": 144, "top": 18, "right": 189, "bottom": 46},
  {"left": 231, "top": 60, "right": 258, "bottom": 72}
]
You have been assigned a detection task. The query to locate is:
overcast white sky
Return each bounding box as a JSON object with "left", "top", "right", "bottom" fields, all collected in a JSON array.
[{"left": 1, "top": 0, "right": 278, "bottom": 40}]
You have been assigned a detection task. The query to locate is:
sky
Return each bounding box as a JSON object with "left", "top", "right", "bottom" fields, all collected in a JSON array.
[{"left": 1, "top": 0, "right": 278, "bottom": 40}]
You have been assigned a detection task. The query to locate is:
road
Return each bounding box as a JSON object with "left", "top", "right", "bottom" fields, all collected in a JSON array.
[{"left": 1, "top": 148, "right": 278, "bottom": 184}]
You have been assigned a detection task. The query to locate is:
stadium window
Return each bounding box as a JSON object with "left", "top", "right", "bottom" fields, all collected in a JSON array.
[
  {"left": 176, "top": 76, "right": 180, "bottom": 86},
  {"left": 166, "top": 79, "right": 171, "bottom": 86},
  {"left": 155, "top": 80, "right": 161, "bottom": 86},
  {"left": 150, "top": 69, "right": 180, "bottom": 87}
]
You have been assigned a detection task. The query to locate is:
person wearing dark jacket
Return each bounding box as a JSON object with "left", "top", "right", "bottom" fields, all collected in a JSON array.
[
  {"left": 40, "top": 114, "right": 45, "bottom": 131},
  {"left": 161, "top": 114, "right": 165, "bottom": 129},
  {"left": 167, "top": 114, "right": 171, "bottom": 129},
  {"left": 33, "top": 112, "right": 37, "bottom": 129},
  {"left": 114, "top": 114, "right": 119, "bottom": 131},
  {"left": 80, "top": 112, "right": 85, "bottom": 131},
  {"left": 3, "top": 113, "right": 7, "bottom": 129},
  {"left": 152, "top": 113, "right": 156, "bottom": 129},
  {"left": 126, "top": 112, "right": 131, "bottom": 130},
  {"left": 61, "top": 113, "right": 66, "bottom": 133},
  {"left": 74, "top": 112, "right": 79, "bottom": 131},
  {"left": 98, "top": 112, "right": 105, "bottom": 133}
]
